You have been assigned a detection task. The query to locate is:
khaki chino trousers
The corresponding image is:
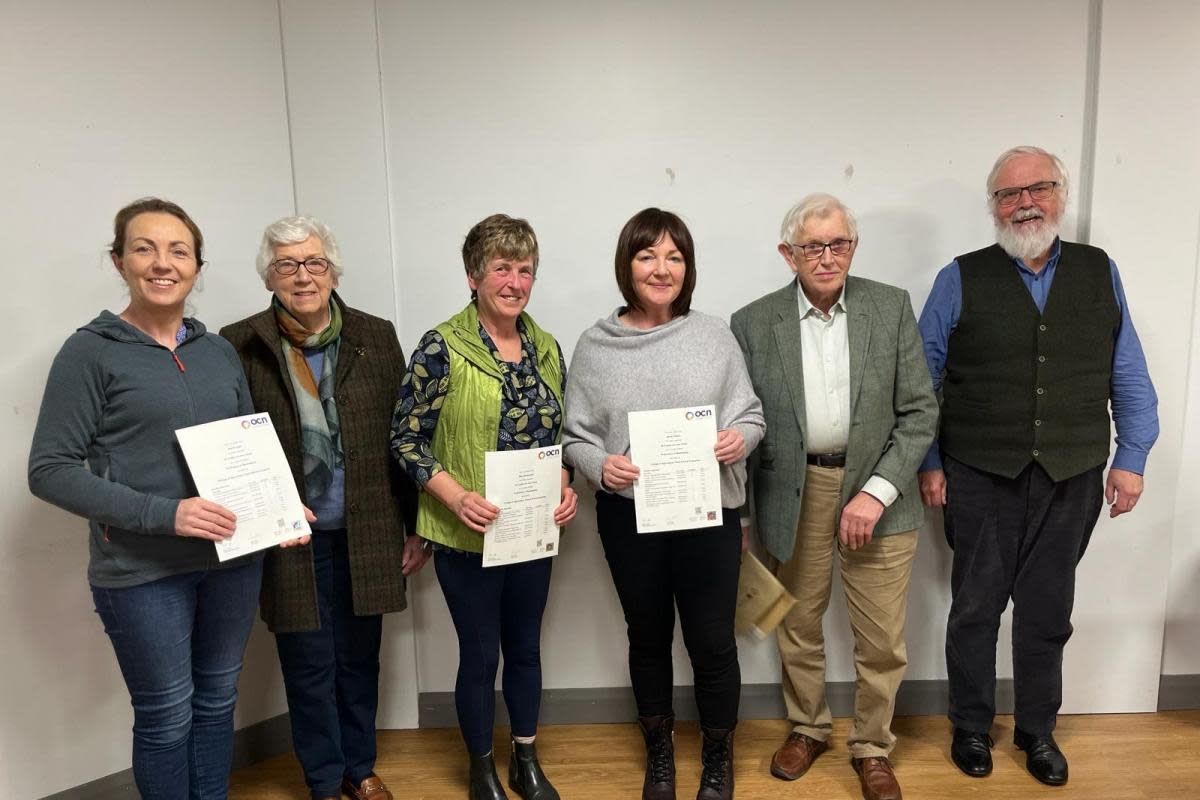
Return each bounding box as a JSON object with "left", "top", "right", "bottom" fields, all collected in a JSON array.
[{"left": 773, "top": 464, "right": 918, "bottom": 758}]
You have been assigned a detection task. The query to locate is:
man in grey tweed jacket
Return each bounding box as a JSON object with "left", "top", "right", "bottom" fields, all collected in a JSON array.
[{"left": 731, "top": 194, "right": 937, "bottom": 800}]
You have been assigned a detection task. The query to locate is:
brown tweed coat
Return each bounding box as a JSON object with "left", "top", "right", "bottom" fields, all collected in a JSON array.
[{"left": 220, "top": 294, "right": 417, "bottom": 632}]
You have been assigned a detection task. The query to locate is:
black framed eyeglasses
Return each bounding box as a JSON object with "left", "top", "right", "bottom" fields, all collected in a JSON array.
[
  {"left": 790, "top": 239, "right": 854, "bottom": 261},
  {"left": 992, "top": 181, "right": 1060, "bottom": 207},
  {"left": 270, "top": 257, "right": 332, "bottom": 276}
]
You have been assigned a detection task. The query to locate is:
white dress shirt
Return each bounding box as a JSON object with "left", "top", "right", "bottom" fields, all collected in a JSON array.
[{"left": 797, "top": 283, "right": 898, "bottom": 507}]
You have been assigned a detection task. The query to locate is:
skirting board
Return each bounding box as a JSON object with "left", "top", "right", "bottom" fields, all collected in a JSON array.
[
  {"left": 42, "top": 676, "right": 1199, "bottom": 799},
  {"left": 41, "top": 714, "right": 292, "bottom": 800},
  {"left": 417, "top": 679, "right": 995, "bottom": 728},
  {"left": 1158, "top": 674, "right": 1200, "bottom": 711}
]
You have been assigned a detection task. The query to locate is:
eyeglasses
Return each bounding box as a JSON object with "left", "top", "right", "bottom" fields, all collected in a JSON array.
[
  {"left": 992, "top": 181, "right": 1060, "bottom": 207},
  {"left": 270, "top": 257, "right": 332, "bottom": 276},
  {"left": 790, "top": 239, "right": 855, "bottom": 261}
]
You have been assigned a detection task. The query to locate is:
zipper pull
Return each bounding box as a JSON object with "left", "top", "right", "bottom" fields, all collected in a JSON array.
[{"left": 172, "top": 352, "right": 186, "bottom": 372}]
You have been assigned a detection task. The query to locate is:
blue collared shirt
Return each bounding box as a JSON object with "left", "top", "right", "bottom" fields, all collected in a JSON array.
[{"left": 917, "top": 239, "right": 1158, "bottom": 474}]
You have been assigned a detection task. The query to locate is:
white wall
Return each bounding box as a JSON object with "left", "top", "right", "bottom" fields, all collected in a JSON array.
[
  {"left": 1070, "top": 0, "right": 1200, "bottom": 709},
  {"left": 0, "top": 3, "right": 298, "bottom": 795},
  {"left": 3, "top": 1, "right": 1199, "bottom": 796},
  {"left": 1094, "top": 1, "right": 1200, "bottom": 677},
  {"left": 376, "top": 0, "right": 1111, "bottom": 697}
]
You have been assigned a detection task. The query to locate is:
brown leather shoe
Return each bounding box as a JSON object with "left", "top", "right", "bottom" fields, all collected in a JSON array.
[
  {"left": 770, "top": 731, "right": 827, "bottom": 780},
  {"left": 852, "top": 757, "right": 902, "bottom": 800},
  {"left": 342, "top": 774, "right": 394, "bottom": 800}
]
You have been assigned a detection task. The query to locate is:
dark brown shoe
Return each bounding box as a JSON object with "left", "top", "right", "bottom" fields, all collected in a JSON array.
[
  {"left": 342, "top": 774, "right": 394, "bottom": 800},
  {"left": 638, "top": 714, "right": 676, "bottom": 800},
  {"left": 770, "top": 732, "right": 827, "bottom": 780},
  {"left": 852, "top": 757, "right": 902, "bottom": 800},
  {"left": 696, "top": 727, "right": 734, "bottom": 800}
]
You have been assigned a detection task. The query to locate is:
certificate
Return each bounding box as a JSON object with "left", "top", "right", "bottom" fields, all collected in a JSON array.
[
  {"left": 482, "top": 445, "right": 562, "bottom": 567},
  {"left": 175, "top": 413, "right": 312, "bottom": 561},
  {"left": 734, "top": 551, "right": 797, "bottom": 640},
  {"left": 628, "top": 405, "right": 722, "bottom": 533}
]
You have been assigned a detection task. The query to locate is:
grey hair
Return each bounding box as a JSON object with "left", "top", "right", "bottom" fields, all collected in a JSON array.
[
  {"left": 986, "top": 145, "right": 1070, "bottom": 208},
  {"left": 255, "top": 215, "right": 344, "bottom": 285},
  {"left": 779, "top": 193, "right": 859, "bottom": 244}
]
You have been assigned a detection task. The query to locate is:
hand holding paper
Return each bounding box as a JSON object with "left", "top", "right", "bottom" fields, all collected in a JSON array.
[{"left": 174, "top": 497, "right": 237, "bottom": 541}]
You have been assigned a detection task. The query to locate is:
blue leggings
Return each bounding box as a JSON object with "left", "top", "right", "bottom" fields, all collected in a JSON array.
[{"left": 434, "top": 549, "right": 553, "bottom": 756}]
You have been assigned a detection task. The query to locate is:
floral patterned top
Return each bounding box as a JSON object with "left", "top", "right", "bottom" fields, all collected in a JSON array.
[{"left": 391, "top": 317, "right": 567, "bottom": 487}]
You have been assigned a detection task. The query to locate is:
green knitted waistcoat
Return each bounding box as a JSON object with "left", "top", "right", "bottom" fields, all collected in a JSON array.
[{"left": 416, "top": 303, "right": 563, "bottom": 552}]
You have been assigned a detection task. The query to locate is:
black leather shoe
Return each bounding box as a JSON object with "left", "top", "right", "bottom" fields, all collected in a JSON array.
[
  {"left": 508, "top": 738, "right": 560, "bottom": 800},
  {"left": 950, "top": 728, "right": 994, "bottom": 777},
  {"left": 1013, "top": 728, "right": 1068, "bottom": 786},
  {"left": 469, "top": 751, "right": 509, "bottom": 800}
]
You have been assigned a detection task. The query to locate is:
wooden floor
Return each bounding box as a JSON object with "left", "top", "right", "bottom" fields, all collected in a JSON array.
[{"left": 230, "top": 711, "right": 1200, "bottom": 799}]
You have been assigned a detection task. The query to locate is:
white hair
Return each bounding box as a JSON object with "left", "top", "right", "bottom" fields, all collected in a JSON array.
[
  {"left": 255, "top": 215, "right": 344, "bottom": 285},
  {"left": 779, "top": 193, "right": 859, "bottom": 244},
  {"left": 986, "top": 145, "right": 1070, "bottom": 210}
]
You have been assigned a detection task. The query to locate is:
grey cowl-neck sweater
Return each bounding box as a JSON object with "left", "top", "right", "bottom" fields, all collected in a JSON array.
[{"left": 562, "top": 308, "right": 765, "bottom": 509}]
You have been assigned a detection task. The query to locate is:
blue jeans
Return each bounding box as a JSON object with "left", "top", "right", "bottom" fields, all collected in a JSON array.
[
  {"left": 91, "top": 559, "right": 262, "bottom": 800},
  {"left": 434, "top": 549, "right": 553, "bottom": 756},
  {"left": 274, "top": 531, "right": 383, "bottom": 800}
]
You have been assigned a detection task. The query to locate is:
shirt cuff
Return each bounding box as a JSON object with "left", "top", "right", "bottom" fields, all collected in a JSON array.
[
  {"left": 1111, "top": 446, "right": 1148, "bottom": 475},
  {"left": 861, "top": 475, "right": 899, "bottom": 508}
]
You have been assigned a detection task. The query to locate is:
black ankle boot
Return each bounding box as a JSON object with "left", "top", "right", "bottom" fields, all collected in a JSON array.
[
  {"left": 696, "top": 727, "right": 734, "bottom": 800},
  {"left": 508, "top": 738, "right": 560, "bottom": 800},
  {"left": 638, "top": 714, "right": 676, "bottom": 800},
  {"left": 469, "top": 751, "right": 509, "bottom": 800}
]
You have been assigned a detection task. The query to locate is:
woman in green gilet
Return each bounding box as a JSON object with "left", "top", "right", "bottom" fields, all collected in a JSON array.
[{"left": 391, "top": 214, "right": 577, "bottom": 800}]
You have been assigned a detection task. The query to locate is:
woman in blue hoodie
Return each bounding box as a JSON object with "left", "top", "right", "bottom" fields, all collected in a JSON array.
[{"left": 27, "top": 198, "right": 298, "bottom": 800}]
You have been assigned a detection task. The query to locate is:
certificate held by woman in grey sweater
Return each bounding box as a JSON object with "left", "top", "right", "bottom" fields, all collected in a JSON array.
[{"left": 628, "top": 404, "right": 722, "bottom": 533}]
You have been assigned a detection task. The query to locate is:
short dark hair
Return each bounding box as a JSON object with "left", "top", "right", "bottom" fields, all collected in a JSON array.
[
  {"left": 614, "top": 208, "right": 696, "bottom": 318},
  {"left": 111, "top": 197, "right": 205, "bottom": 266}
]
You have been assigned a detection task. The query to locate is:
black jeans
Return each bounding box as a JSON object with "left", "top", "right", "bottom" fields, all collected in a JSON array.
[
  {"left": 596, "top": 492, "right": 742, "bottom": 730},
  {"left": 435, "top": 548, "right": 553, "bottom": 756},
  {"left": 943, "top": 456, "right": 1103, "bottom": 736},
  {"left": 275, "top": 531, "right": 383, "bottom": 800}
]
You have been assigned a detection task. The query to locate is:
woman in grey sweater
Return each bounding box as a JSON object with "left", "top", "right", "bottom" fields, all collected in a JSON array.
[
  {"left": 562, "top": 208, "right": 764, "bottom": 800},
  {"left": 27, "top": 198, "right": 301, "bottom": 800}
]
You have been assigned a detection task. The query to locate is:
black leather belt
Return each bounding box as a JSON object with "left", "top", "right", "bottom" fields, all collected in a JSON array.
[{"left": 806, "top": 452, "right": 846, "bottom": 468}]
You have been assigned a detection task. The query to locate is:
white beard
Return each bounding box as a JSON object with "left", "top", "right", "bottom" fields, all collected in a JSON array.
[{"left": 995, "top": 211, "right": 1059, "bottom": 263}]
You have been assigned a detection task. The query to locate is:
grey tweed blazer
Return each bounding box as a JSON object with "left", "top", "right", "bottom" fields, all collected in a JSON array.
[{"left": 730, "top": 276, "right": 938, "bottom": 563}]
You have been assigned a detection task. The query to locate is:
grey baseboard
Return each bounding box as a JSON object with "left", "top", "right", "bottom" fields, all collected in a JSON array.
[
  {"left": 1158, "top": 674, "right": 1200, "bottom": 710},
  {"left": 42, "top": 674, "right": 1200, "bottom": 798},
  {"left": 417, "top": 678, "right": 1017, "bottom": 728},
  {"left": 40, "top": 713, "right": 293, "bottom": 800}
]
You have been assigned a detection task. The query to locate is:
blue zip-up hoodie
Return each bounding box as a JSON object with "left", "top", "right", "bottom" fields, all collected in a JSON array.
[{"left": 28, "top": 311, "right": 259, "bottom": 587}]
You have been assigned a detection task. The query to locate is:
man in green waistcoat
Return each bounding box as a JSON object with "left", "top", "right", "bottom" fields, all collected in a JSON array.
[{"left": 916, "top": 146, "right": 1159, "bottom": 787}]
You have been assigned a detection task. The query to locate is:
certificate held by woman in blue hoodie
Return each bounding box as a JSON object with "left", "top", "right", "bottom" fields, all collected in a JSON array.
[{"left": 176, "top": 412, "right": 312, "bottom": 560}]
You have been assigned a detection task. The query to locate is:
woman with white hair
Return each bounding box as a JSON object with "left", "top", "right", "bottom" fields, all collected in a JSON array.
[{"left": 221, "top": 216, "right": 428, "bottom": 800}]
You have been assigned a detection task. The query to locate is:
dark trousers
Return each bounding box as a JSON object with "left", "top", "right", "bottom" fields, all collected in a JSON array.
[
  {"left": 943, "top": 456, "right": 1103, "bottom": 736},
  {"left": 596, "top": 492, "right": 742, "bottom": 730},
  {"left": 435, "top": 548, "right": 553, "bottom": 756},
  {"left": 275, "top": 531, "right": 383, "bottom": 800},
  {"left": 92, "top": 559, "right": 262, "bottom": 800}
]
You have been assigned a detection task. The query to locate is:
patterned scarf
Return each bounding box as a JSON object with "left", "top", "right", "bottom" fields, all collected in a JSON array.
[{"left": 273, "top": 297, "right": 343, "bottom": 499}]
